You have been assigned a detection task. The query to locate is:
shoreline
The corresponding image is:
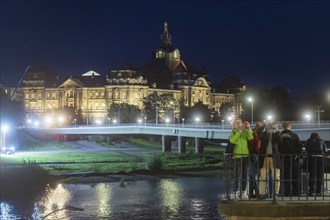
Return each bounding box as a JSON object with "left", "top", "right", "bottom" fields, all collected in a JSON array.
[{"left": 58, "top": 169, "right": 222, "bottom": 184}]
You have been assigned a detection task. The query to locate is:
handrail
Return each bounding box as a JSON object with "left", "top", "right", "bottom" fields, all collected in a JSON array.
[{"left": 222, "top": 153, "right": 330, "bottom": 202}]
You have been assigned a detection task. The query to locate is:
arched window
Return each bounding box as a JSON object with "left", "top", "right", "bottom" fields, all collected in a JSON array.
[{"left": 156, "top": 50, "right": 165, "bottom": 59}]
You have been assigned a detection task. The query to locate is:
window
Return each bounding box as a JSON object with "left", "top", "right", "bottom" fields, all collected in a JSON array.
[
  {"left": 115, "top": 91, "right": 119, "bottom": 99},
  {"left": 156, "top": 50, "right": 165, "bottom": 59}
]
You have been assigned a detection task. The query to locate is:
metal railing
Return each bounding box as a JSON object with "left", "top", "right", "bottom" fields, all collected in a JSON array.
[{"left": 223, "top": 153, "right": 330, "bottom": 202}]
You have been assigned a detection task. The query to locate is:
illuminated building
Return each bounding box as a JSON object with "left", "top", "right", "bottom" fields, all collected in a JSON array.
[{"left": 22, "top": 22, "right": 244, "bottom": 124}]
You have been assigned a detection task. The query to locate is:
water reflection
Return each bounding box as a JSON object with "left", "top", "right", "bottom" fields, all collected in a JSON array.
[
  {"left": 95, "top": 183, "right": 112, "bottom": 217},
  {"left": 38, "top": 183, "right": 71, "bottom": 219},
  {"left": 158, "top": 179, "right": 183, "bottom": 215},
  {"left": 1, "top": 176, "right": 226, "bottom": 219}
]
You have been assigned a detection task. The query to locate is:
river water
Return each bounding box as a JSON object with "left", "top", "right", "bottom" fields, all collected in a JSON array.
[{"left": 1, "top": 175, "right": 227, "bottom": 220}]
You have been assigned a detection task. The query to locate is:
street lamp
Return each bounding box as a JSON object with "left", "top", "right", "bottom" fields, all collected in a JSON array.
[
  {"left": 1, "top": 125, "right": 8, "bottom": 147},
  {"left": 170, "top": 101, "right": 176, "bottom": 124},
  {"left": 156, "top": 106, "right": 159, "bottom": 125},
  {"left": 248, "top": 97, "right": 254, "bottom": 125},
  {"left": 195, "top": 117, "right": 200, "bottom": 123},
  {"left": 73, "top": 118, "right": 77, "bottom": 126},
  {"left": 221, "top": 119, "right": 225, "bottom": 130},
  {"left": 305, "top": 114, "right": 311, "bottom": 128},
  {"left": 267, "top": 115, "right": 273, "bottom": 122},
  {"left": 144, "top": 116, "right": 147, "bottom": 126},
  {"left": 182, "top": 118, "right": 185, "bottom": 127}
]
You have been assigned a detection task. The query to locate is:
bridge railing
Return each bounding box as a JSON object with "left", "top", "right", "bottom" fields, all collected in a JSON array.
[{"left": 223, "top": 152, "right": 330, "bottom": 202}]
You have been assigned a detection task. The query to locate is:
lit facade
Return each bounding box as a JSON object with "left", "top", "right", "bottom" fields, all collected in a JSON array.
[{"left": 21, "top": 22, "right": 244, "bottom": 124}]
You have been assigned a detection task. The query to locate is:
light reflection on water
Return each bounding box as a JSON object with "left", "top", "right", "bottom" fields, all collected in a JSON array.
[{"left": 1, "top": 176, "right": 226, "bottom": 220}]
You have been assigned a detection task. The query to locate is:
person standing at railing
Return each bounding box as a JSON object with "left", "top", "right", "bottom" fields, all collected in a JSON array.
[
  {"left": 257, "top": 122, "right": 282, "bottom": 200},
  {"left": 278, "top": 121, "right": 303, "bottom": 196},
  {"left": 229, "top": 118, "right": 253, "bottom": 199},
  {"left": 306, "top": 132, "right": 328, "bottom": 196},
  {"left": 247, "top": 122, "right": 262, "bottom": 198}
]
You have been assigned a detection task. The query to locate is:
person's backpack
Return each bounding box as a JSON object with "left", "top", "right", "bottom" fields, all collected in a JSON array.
[
  {"left": 248, "top": 130, "right": 261, "bottom": 154},
  {"left": 225, "top": 141, "right": 236, "bottom": 155}
]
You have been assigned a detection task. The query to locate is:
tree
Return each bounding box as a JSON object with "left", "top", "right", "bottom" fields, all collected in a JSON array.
[
  {"left": 0, "top": 90, "right": 24, "bottom": 126},
  {"left": 240, "top": 86, "right": 297, "bottom": 121},
  {"left": 183, "top": 101, "right": 211, "bottom": 123},
  {"left": 108, "top": 103, "right": 140, "bottom": 123},
  {"left": 143, "top": 92, "right": 177, "bottom": 123},
  {"left": 219, "top": 102, "right": 234, "bottom": 121}
]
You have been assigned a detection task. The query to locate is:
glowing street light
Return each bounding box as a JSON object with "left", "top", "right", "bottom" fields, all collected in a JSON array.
[
  {"left": 182, "top": 118, "right": 185, "bottom": 127},
  {"left": 305, "top": 114, "right": 311, "bottom": 128},
  {"left": 267, "top": 115, "right": 273, "bottom": 122},
  {"left": 195, "top": 117, "right": 200, "bottom": 123},
  {"left": 144, "top": 116, "right": 147, "bottom": 126},
  {"left": 248, "top": 97, "right": 254, "bottom": 125},
  {"left": 165, "top": 118, "right": 170, "bottom": 125},
  {"left": 1, "top": 124, "right": 8, "bottom": 147}
]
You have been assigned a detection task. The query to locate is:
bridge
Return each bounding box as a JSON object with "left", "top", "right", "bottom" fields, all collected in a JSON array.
[{"left": 32, "top": 123, "right": 330, "bottom": 153}]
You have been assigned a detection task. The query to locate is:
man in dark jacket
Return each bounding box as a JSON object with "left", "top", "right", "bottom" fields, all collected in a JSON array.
[
  {"left": 257, "top": 122, "right": 282, "bottom": 200},
  {"left": 278, "top": 121, "right": 302, "bottom": 196},
  {"left": 306, "top": 132, "right": 328, "bottom": 195}
]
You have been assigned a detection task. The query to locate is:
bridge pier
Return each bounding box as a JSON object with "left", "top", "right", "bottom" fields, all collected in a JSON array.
[
  {"left": 195, "top": 138, "right": 204, "bottom": 153},
  {"left": 161, "top": 135, "right": 172, "bottom": 152},
  {"left": 177, "top": 136, "right": 186, "bottom": 153}
]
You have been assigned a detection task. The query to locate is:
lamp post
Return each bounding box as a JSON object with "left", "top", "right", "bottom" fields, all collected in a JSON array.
[
  {"left": 221, "top": 119, "right": 225, "bottom": 130},
  {"left": 156, "top": 107, "right": 159, "bottom": 125},
  {"left": 248, "top": 97, "right": 254, "bottom": 125},
  {"left": 170, "top": 101, "right": 176, "bottom": 124},
  {"left": 144, "top": 116, "right": 147, "bottom": 126},
  {"left": 182, "top": 118, "right": 185, "bottom": 127},
  {"left": 305, "top": 114, "right": 311, "bottom": 128},
  {"left": 1, "top": 125, "right": 8, "bottom": 147}
]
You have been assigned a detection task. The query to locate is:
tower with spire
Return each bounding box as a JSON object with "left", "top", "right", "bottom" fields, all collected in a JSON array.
[{"left": 161, "top": 21, "right": 171, "bottom": 47}]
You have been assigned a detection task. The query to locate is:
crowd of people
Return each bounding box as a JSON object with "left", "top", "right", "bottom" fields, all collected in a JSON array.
[{"left": 228, "top": 118, "right": 328, "bottom": 200}]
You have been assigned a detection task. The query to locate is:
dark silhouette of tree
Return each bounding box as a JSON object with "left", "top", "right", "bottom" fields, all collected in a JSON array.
[
  {"left": 143, "top": 92, "right": 177, "bottom": 123},
  {"left": 219, "top": 102, "right": 234, "bottom": 120},
  {"left": 108, "top": 103, "right": 140, "bottom": 123},
  {"left": 0, "top": 90, "right": 24, "bottom": 126},
  {"left": 184, "top": 101, "right": 211, "bottom": 123},
  {"left": 240, "top": 86, "right": 297, "bottom": 121}
]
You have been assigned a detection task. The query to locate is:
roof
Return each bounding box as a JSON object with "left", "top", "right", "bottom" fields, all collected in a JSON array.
[{"left": 214, "top": 75, "right": 246, "bottom": 93}]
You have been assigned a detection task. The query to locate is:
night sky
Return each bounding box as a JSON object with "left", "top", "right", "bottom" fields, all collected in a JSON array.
[{"left": 1, "top": 0, "right": 329, "bottom": 98}]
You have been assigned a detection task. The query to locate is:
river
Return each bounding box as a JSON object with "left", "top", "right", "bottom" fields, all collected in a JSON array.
[{"left": 1, "top": 175, "right": 227, "bottom": 220}]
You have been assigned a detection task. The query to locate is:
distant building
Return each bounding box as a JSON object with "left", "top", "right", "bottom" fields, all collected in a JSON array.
[{"left": 21, "top": 22, "right": 245, "bottom": 124}]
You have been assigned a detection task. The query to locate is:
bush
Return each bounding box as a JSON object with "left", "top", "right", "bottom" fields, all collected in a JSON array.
[
  {"left": 128, "top": 160, "right": 138, "bottom": 171},
  {"left": 145, "top": 154, "right": 164, "bottom": 172}
]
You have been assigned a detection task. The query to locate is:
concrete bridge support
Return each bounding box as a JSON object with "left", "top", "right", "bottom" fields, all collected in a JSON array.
[
  {"left": 161, "top": 135, "right": 172, "bottom": 152},
  {"left": 195, "top": 137, "right": 204, "bottom": 153},
  {"left": 177, "top": 136, "right": 186, "bottom": 153}
]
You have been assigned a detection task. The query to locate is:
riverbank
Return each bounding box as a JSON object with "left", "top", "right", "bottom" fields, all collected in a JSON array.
[{"left": 58, "top": 169, "right": 222, "bottom": 184}]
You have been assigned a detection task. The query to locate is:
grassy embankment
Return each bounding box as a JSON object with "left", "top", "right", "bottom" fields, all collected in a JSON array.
[{"left": 0, "top": 131, "right": 225, "bottom": 175}]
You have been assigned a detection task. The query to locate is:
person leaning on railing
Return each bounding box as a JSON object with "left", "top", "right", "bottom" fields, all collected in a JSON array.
[
  {"left": 257, "top": 122, "right": 282, "bottom": 200},
  {"left": 229, "top": 118, "right": 253, "bottom": 199},
  {"left": 306, "top": 132, "right": 328, "bottom": 196},
  {"left": 278, "top": 121, "right": 303, "bottom": 196}
]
